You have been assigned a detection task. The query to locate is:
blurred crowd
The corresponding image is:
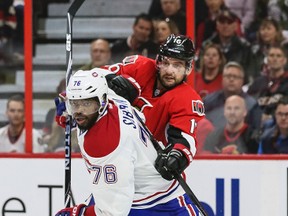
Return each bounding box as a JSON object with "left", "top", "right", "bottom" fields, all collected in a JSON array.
[
  {"left": 0, "top": 0, "right": 287, "bottom": 154},
  {"left": 0, "top": 0, "right": 24, "bottom": 65}
]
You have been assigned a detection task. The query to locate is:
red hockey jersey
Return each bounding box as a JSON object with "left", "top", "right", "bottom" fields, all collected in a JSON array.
[{"left": 105, "top": 55, "right": 205, "bottom": 155}]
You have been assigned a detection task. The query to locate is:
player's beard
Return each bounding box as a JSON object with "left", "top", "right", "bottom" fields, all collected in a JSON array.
[
  {"left": 74, "top": 112, "right": 99, "bottom": 130},
  {"left": 157, "top": 72, "right": 187, "bottom": 90}
]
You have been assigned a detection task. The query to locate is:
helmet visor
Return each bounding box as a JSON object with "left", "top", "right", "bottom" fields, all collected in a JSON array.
[{"left": 66, "top": 98, "right": 100, "bottom": 116}]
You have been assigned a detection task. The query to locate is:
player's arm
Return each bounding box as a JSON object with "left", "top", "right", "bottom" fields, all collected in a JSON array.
[
  {"left": 54, "top": 92, "right": 67, "bottom": 128},
  {"left": 103, "top": 55, "right": 144, "bottom": 103},
  {"left": 155, "top": 96, "right": 205, "bottom": 181},
  {"left": 155, "top": 125, "right": 194, "bottom": 181},
  {"left": 107, "top": 74, "right": 141, "bottom": 103}
]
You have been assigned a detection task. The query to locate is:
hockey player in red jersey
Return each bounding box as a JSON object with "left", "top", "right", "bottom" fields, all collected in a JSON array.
[
  {"left": 105, "top": 34, "right": 205, "bottom": 181},
  {"left": 55, "top": 68, "right": 198, "bottom": 216}
]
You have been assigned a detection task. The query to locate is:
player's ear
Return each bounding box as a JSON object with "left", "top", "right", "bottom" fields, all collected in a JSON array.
[
  {"left": 186, "top": 67, "right": 192, "bottom": 76},
  {"left": 98, "top": 93, "right": 107, "bottom": 113}
]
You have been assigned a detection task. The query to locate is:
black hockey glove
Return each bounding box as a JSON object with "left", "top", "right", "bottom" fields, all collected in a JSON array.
[
  {"left": 109, "top": 75, "right": 141, "bottom": 103},
  {"left": 155, "top": 149, "right": 188, "bottom": 181}
]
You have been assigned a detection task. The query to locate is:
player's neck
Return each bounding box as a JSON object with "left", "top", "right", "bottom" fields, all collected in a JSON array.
[{"left": 155, "top": 80, "right": 169, "bottom": 96}]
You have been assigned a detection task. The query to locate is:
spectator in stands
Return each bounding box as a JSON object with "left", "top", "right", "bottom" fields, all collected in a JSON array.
[
  {"left": 147, "top": 0, "right": 210, "bottom": 35},
  {"left": 148, "top": 0, "right": 164, "bottom": 18},
  {"left": 196, "top": 0, "right": 229, "bottom": 49},
  {"left": 250, "top": 17, "right": 288, "bottom": 79},
  {"left": 258, "top": 96, "right": 288, "bottom": 154},
  {"left": 224, "top": 0, "right": 256, "bottom": 34},
  {"left": 0, "top": 0, "right": 16, "bottom": 64},
  {"left": 0, "top": 94, "right": 45, "bottom": 153},
  {"left": 204, "top": 61, "right": 262, "bottom": 130},
  {"left": 12, "top": 0, "right": 24, "bottom": 61},
  {"left": 80, "top": 38, "right": 112, "bottom": 70},
  {"left": 42, "top": 79, "right": 65, "bottom": 152},
  {"left": 266, "top": 0, "right": 288, "bottom": 31},
  {"left": 189, "top": 43, "right": 226, "bottom": 99},
  {"left": 248, "top": 45, "right": 288, "bottom": 125},
  {"left": 148, "top": 0, "right": 186, "bottom": 18},
  {"left": 196, "top": 117, "right": 215, "bottom": 154},
  {"left": 246, "top": 0, "right": 288, "bottom": 43},
  {"left": 111, "top": 13, "right": 158, "bottom": 63},
  {"left": 42, "top": 78, "right": 78, "bottom": 152},
  {"left": 156, "top": 0, "right": 186, "bottom": 34},
  {"left": 195, "top": 0, "right": 209, "bottom": 33},
  {"left": 204, "top": 95, "right": 259, "bottom": 154},
  {"left": 200, "top": 9, "right": 253, "bottom": 83},
  {"left": 153, "top": 19, "right": 179, "bottom": 46}
]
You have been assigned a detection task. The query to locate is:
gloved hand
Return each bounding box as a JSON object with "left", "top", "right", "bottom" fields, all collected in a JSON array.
[
  {"left": 109, "top": 75, "right": 141, "bottom": 103},
  {"left": 54, "top": 92, "right": 67, "bottom": 128},
  {"left": 155, "top": 149, "right": 189, "bottom": 181},
  {"left": 55, "top": 204, "right": 86, "bottom": 216}
]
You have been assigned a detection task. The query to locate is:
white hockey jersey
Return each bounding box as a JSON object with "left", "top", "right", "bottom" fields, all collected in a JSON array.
[
  {"left": 0, "top": 125, "right": 45, "bottom": 153},
  {"left": 77, "top": 96, "right": 186, "bottom": 216}
]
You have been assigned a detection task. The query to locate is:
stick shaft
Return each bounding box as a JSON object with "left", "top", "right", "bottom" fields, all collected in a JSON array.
[
  {"left": 175, "top": 175, "right": 208, "bottom": 216},
  {"left": 64, "top": 0, "right": 85, "bottom": 208}
]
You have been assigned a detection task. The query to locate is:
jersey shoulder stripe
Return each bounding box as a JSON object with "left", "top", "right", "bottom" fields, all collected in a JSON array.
[{"left": 83, "top": 103, "right": 120, "bottom": 157}]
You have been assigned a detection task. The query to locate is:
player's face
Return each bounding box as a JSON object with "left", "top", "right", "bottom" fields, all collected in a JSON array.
[
  {"left": 68, "top": 99, "right": 100, "bottom": 130},
  {"left": 6, "top": 101, "right": 25, "bottom": 127},
  {"left": 157, "top": 57, "right": 187, "bottom": 89}
]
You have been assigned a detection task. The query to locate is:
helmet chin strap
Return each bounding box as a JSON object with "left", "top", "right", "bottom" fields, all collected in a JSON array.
[{"left": 98, "top": 94, "right": 108, "bottom": 116}]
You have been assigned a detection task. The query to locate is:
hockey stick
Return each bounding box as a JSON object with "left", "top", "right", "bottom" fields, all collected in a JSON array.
[
  {"left": 65, "top": 0, "right": 85, "bottom": 208},
  {"left": 133, "top": 110, "right": 208, "bottom": 216}
]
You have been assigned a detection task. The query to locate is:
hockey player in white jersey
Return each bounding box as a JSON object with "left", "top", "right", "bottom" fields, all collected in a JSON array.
[{"left": 55, "top": 68, "right": 197, "bottom": 216}]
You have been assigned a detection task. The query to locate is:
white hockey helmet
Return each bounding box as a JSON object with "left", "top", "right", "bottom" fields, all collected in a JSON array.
[{"left": 66, "top": 68, "right": 108, "bottom": 116}]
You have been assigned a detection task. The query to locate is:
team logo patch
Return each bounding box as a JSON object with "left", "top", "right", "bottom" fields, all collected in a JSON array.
[
  {"left": 123, "top": 55, "right": 138, "bottom": 65},
  {"left": 192, "top": 100, "right": 205, "bottom": 116},
  {"left": 92, "top": 72, "right": 98, "bottom": 77}
]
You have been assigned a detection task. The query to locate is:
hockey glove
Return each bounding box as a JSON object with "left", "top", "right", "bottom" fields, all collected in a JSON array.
[
  {"left": 55, "top": 204, "right": 86, "bottom": 216},
  {"left": 155, "top": 149, "right": 189, "bottom": 181},
  {"left": 54, "top": 92, "right": 67, "bottom": 128},
  {"left": 109, "top": 75, "right": 141, "bottom": 103}
]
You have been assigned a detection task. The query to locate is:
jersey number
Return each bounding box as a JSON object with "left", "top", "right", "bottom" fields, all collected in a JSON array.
[
  {"left": 190, "top": 119, "right": 196, "bottom": 134},
  {"left": 91, "top": 165, "right": 118, "bottom": 185}
]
